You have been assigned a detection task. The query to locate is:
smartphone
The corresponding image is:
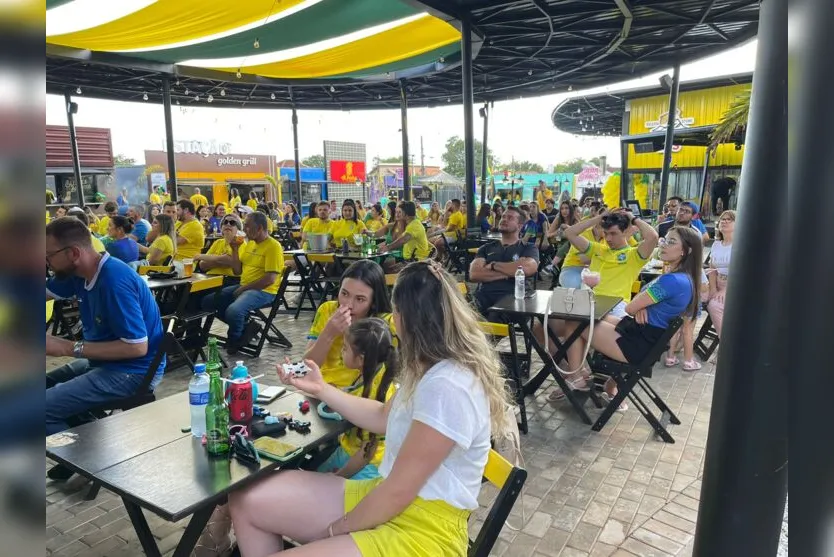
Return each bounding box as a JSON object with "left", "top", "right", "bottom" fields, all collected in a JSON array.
[{"left": 256, "top": 385, "right": 286, "bottom": 404}]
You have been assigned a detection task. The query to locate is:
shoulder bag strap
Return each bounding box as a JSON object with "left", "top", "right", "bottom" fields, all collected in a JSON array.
[{"left": 542, "top": 288, "right": 595, "bottom": 376}]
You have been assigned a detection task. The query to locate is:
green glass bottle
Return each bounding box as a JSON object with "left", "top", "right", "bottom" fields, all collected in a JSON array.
[
  {"left": 205, "top": 337, "right": 223, "bottom": 377},
  {"left": 205, "top": 369, "right": 230, "bottom": 456}
]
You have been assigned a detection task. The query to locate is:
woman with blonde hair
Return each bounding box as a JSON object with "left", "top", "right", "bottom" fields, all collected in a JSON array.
[
  {"left": 229, "top": 260, "right": 515, "bottom": 556},
  {"left": 427, "top": 201, "right": 442, "bottom": 227}
]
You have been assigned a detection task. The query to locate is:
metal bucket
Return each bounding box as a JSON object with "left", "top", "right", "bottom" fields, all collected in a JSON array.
[{"left": 307, "top": 233, "right": 330, "bottom": 252}]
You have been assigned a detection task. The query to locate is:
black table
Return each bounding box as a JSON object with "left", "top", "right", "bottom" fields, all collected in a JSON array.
[
  {"left": 489, "top": 291, "right": 622, "bottom": 424},
  {"left": 47, "top": 390, "right": 349, "bottom": 557}
]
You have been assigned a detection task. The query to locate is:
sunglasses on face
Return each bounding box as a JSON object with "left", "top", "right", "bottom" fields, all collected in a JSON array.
[{"left": 222, "top": 219, "right": 239, "bottom": 226}]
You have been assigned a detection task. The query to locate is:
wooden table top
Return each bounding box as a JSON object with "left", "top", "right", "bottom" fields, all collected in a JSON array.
[
  {"left": 144, "top": 273, "right": 212, "bottom": 290},
  {"left": 47, "top": 390, "right": 349, "bottom": 521}
]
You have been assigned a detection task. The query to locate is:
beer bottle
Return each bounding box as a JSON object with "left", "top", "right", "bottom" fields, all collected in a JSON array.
[
  {"left": 205, "top": 368, "right": 230, "bottom": 455},
  {"left": 206, "top": 337, "right": 223, "bottom": 377}
]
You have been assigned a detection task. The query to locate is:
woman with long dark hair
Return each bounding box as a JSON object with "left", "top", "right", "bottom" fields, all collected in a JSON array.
[
  {"left": 304, "top": 260, "right": 393, "bottom": 388},
  {"left": 208, "top": 203, "right": 227, "bottom": 233},
  {"left": 229, "top": 261, "right": 514, "bottom": 556},
  {"left": 365, "top": 203, "right": 386, "bottom": 233},
  {"left": 332, "top": 199, "right": 367, "bottom": 247},
  {"left": 546, "top": 200, "right": 581, "bottom": 267},
  {"left": 284, "top": 202, "right": 301, "bottom": 226},
  {"left": 476, "top": 203, "right": 491, "bottom": 235},
  {"left": 105, "top": 215, "right": 139, "bottom": 263},
  {"left": 301, "top": 201, "right": 318, "bottom": 228}
]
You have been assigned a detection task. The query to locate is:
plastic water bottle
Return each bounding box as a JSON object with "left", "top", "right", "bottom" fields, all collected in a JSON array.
[
  {"left": 189, "top": 364, "right": 210, "bottom": 438},
  {"left": 514, "top": 266, "right": 525, "bottom": 300}
]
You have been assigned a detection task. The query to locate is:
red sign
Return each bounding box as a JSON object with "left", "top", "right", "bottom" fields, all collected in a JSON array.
[{"left": 330, "top": 160, "right": 366, "bottom": 183}]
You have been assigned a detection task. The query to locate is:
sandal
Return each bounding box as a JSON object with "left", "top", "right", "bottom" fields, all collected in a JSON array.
[
  {"left": 600, "top": 391, "right": 629, "bottom": 412},
  {"left": 682, "top": 360, "right": 702, "bottom": 372},
  {"left": 548, "top": 375, "right": 590, "bottom": 401},
  {"left": 664, "top": 356, "right": 680, "bottom": 367}
]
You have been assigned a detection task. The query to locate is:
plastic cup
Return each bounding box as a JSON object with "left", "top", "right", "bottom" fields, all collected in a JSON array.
[{"left": 183, "top": 259, "right": 194, "bottom": 277}]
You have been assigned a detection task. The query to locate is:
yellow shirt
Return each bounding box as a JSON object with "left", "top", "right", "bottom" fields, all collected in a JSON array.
[
  {"left": 562, "top": 229, "right": 596, "bottom": 268},
  {"left": 416, "top": 206, "right": 429, "bottom": 221},
  {"left": 149, "top": 234, "right": 174, "bottom": 263},
  {"left": 204, "top": 237, "right": 238, "bottom": 276},
  {"left": 239, "top": 236, "right": 284, "bottom": 295},
  {"left": 149, "top": 193, "right": 161, "bottom": 205},
  {"left": 246, "top": 199, "right": 258, "bottom": 210},
  {"left": 331, "top": 219, "right": 367, "bottom": 247},
  {"left": 584, "top": 241, "right": 648, "bottom": 302},
  {"left": 402, "top": 218, "right": 430, "bottom": 260},
  {"left": 190, "top": 194, "right": 208, "bottom": 208},
  {"left": 356, "top": 208, "right": 366, "bottom": 221},
  {"left": 536, "top": 189, "right": 553, "bottom": 208},
  {"left": 175, "top": 220, "right": 182, "bottom": 231},
  {"left": 339, "top": 374, "right": 396, "bottom": 466},
  {"left": 266, "top": 217, "right": 274, "bottom": 234},
  {"left": 365, "top": 218, "right": 385, "bottom": 233},
  {"left": 445, "top": 210, "right": 465, "bottom": 239},
  {"left": 229, "top": 196, "right": 242, "bottom": 208},
  {"left": 90, "top": 234, "right": 106, "bottom": 254},
  {"left": 308, "top": 301, "right": 396, "bottom": 389},
  {"left": 46, "top": 210, "right": 50, "bottom": 224},
  {"left": 303, "top": 218, "right": 335, "bottom": 235},
  {"left": 97, "top": 215, "right": 111, "bottom": 236},
  {"left": 300, "top": 216, "right": 310, "bottom": 229},
  {"left": 175, "top": 219, "right": 205, "bottom": 261}
]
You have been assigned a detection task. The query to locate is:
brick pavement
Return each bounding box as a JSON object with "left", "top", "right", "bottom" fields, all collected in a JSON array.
[{"left": 46, "top": 306, "right": 716, "bottom": 557}]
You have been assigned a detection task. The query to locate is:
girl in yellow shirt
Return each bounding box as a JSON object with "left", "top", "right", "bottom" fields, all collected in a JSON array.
[
  {"left": 140, "top": 214, "right": 177, "bottom": 265},
  {"left": 229, "top": 188, "right": 242, "bottom": 209}
]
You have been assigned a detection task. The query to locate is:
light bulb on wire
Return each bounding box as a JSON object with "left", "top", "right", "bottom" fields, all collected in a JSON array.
[
  {"left": 142, "top": 92, "right": 148, "bottom": 101},
  {"left": 76, "top": 87, "right": 82, "bottom": 94},
  {"left": 220, "top": 89, "right": 226, "bottom": 97},
  {"left": 236, "top": 69, "right": 242, "bottom": 79},
  {"left": 270, "top": 92, "right": 276, "bottom": 100},
  {"left": 253, "top": 38, "right": 260, "bottom": 49},
  {"left": 207, "top": 94, "right": 214, "bottom": 103}
]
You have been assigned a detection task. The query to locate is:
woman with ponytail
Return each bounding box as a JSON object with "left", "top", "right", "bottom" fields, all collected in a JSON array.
[{"left": 230, "top": 260, "right": 515, "bottom": 557}]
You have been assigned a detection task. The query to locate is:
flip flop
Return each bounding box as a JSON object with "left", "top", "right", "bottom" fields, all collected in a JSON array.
[
  {"left": 548, "top": 375, "right": 590, "bottom": 401},
  {"left": 600, "top": 392, "right": 629, "bottom": 412}
]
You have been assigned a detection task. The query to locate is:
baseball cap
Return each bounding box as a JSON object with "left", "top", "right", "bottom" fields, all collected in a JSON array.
[
  {"left": 681, "top": 201, "right": 699, "bottom": 213},
  {"left": 236, "top": 205, "right": 254, "bottom": 215}
]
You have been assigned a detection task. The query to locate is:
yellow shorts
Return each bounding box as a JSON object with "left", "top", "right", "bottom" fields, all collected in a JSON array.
[{"left": 345, "top": 478, "right": 470, "bottom": 557}]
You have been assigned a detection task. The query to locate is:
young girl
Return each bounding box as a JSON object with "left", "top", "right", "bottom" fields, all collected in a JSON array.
[
  {"left": 316, "top": 318, "right": 398, "bottom": 480},
  {"left": 140, "top": 214, "right": 176, "bottom": 265},
  {"left": 229, "top": 260, "right": 514, "bottom": 556}
]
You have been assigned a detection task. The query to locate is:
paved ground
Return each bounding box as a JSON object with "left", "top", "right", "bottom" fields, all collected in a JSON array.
[{"left": 47, "top": 301, "right": 720, "bottom": 557}]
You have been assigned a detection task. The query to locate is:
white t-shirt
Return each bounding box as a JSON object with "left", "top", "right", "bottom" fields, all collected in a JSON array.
[
  {"left": 378, "top": 360, "right": 490, "bottom": 511},
  {"left": 710, "top": 240, "right": 732, "bottom": 276}
]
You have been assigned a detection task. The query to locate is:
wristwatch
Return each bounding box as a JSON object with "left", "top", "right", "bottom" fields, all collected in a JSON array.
[
  {"left": 72, "top": 340, "right": 85, "bottom": 358},
  {"left": 631, "top": 216, "right": 641, "bottom": 226}
]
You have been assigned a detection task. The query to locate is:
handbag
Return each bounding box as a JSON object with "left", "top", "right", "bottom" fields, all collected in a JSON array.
[{"left": 542, "top": 287, "right": 596, "bottom": 376}]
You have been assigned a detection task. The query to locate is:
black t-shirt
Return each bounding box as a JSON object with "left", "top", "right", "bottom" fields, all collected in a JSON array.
[
  {"left": 474, "top": 240, "right": 539, "bottom": 313},
  {"left": 711, "top": 177, "right": 736, "bottom": 197},
  {"left": 542, "top": 208, "right": 558, "bottom": 222},
  {"left": 657, "top": 219, "right": 699, "bottom": 239}
]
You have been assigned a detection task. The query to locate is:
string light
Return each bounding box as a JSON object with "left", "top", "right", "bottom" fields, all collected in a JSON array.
[
  {"left": 207, "top": 94, "right": 214, "bottom": 103},
  {"left": 76, "top": 87, "right": 82, "bottom": 94},
  {"left": 439, "top": 57, "right": 445, "bottom": 63},
  {"left": 253, "top": 38, "right": 260, "bottom": 49},
  {"left": 220, "top": 89, "right": 226, "bottom": 97},
  {"left": 142, "top": 92, "right": 148, "bottom": 101},
  {"left": 527, "top": 70, "right": 532, "bottom": 76},
  {"left": 270, "top": 92, "right": 276, "bottom": 100},
  {"left": 195, "top": 95, "right": 200, "bottom": 101},
  {"left": 377, "top": 94, "right": 382, "bottom": 100},
  {"left": 236, "top": 69, "right": 242, "bottom": 78},
  {"left": 184, "top": 88, "right": 189, "bottom": 95},
  {"left": 330, "top": 85, "right": 336, "bottom": 92},
  {"left": 568, "top": 85, "right": 573, "bottom": 91}
]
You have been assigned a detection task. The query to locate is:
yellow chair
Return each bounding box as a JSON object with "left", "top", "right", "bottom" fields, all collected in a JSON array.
[
  {"left": 469, "top": 449, "right": 527, "bottom": 556},
  {"left": 631, "top": 280, "right": 642, "bottom": 297},
  {"left": 478, "top": 322, "right": 527, "bottom": 434}
]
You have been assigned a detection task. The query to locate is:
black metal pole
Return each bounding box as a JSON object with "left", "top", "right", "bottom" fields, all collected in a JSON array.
[
  {"left": 620, "top": 140, "right": 629, "bottom": 207},
  {"left": 480, "top": 102, "right": 489, "bottom": 205},
  {"left": 162, "top": 77, "right": 178, "bottom": 202},
  {"left": 399, "top": 79, "right": 410, "bottom": 201},
  {"left": 658, "top": 64, "right": 680, "bottom": 208},
  {"left": 693, "top": 0, "right": 788, "bottom": 553},
  {"left": 461, "top": 18, "right": 476, "bottom": 226},
  {"left": 64, "top": 92, "right": 84, "bottom": 208},
  {"left": 698, "top": 147, "right": 712, "bottom": 221},
  {"left": 291, "top": 110, "right": 302, "bottom": 206}
]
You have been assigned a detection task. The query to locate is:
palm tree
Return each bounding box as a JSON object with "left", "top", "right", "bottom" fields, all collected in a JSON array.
[{"left": 710, "top": 88, "right": 751, "bottom": 148}]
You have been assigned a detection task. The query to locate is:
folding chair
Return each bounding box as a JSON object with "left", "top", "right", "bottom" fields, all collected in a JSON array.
[
  {"left": 694, "top": 314, "right": 720, "bottom": 361},
  {"left": 296, "top": 253, "right": 341, "bottom": 317},
  {"left": 234, "top": 288, "right": 294, "bottom": 358},
  {"left": 169, "top": 275, "right": 224, "bottom": 368},
  {"left": 291, "top": 252, "right": 329, "bottom": 319},
  {"left": 468, "top": 449, "right": 527, "bottom": 557},
  {"left": 273, "top": 265, "right": 305, "bottom": 314},
  {"left": 478, "top": 322, "right": 528, "bottom": 434},
  {"left": 588, "top": 317, "right": 684, "bottom": 443}
]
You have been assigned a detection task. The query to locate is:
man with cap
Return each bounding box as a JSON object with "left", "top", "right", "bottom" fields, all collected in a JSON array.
[{"left": 657, "top": 201, "right": 709, "bottom": 244}]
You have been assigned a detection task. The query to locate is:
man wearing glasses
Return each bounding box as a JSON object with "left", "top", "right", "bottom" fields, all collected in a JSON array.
[
  {"left": 202, "top": 212, "right": 285, "bottom": 354},
  {"left": 657, "top": 201, "right": 710, "bottom": 244},
  {"left": 45, "top": 218, "right": 165, "bottom": 478}
]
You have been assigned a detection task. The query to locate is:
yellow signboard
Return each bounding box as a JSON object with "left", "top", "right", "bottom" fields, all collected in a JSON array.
[{"left": 626, "top": 83, "right": 749, "bottom": 169}]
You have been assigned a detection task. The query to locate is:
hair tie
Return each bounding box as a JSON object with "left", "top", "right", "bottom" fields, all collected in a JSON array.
[{"left": 425, "top": 260, "right": 443, "bottom": 280}]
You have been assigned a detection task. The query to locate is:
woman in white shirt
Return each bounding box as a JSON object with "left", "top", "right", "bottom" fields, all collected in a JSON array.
[
  {"left": 229, "top": 260, "right": 514, "bottom": 556},
  {"left": 707, "top": 210, "right": 735, "bottom": 337}
]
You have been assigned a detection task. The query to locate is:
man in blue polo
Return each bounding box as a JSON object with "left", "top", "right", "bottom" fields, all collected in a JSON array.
[{"left": 46, "top": 217, "right": 165, "bottom": 442}]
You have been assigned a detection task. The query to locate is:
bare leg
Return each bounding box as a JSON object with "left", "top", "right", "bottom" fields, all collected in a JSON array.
[
  {"left": 229, "top": 470, "right": 354, "bottom": 556},
  {"left": 579, "top": 321, "right": 627, "bottom": 397},
  {"left": 682, "top": 318, "right": 696, "bottom": 362}
]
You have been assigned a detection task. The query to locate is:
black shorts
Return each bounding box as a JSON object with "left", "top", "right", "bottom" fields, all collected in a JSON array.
[{"left": 614, "top": 317, "right": 666, "bottom": 364}]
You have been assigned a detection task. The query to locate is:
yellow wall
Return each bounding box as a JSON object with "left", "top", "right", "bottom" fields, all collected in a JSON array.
[
  {"left": 626, "top": 83, "right": 748, "bottom": 169},
  {"left": 168, "top": 171, "right": 268, "bottom": 205}
]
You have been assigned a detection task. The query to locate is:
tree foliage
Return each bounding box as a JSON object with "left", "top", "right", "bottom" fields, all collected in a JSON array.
[
  {"left": 301, "top": 154, "right": 325, "bottom": 168},
  {"left": 499, "top": 160, "right": 544, "bottom": 173},
  {"left": 710, "top": 89, "right": 751, "bottom": 148},
  {"left": 553, "top": 158, "right": 588, "bottom": 174},
  {"left": 114, "top": 153, "right": 136, "bottom": 167},
  {"left": 377, "top": 155, "right": 403, "bottom": 163},
  {"left": 441, "top": 136, "right": 498, "bottom": 178}
]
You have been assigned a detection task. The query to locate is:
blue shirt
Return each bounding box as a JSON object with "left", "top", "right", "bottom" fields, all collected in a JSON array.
[
  {"left": 643, "top": 272, "right": 693, "bottom": 328},
  {"left": 692, "top": 218, "right": 707, "bottom": 235},
  {"left": 106, "top": 237, "right": 139, "bottom": 263},
  {"left": 46, "top": 253, "right": 166, "bottom": 377},
  {"left": 522, "top": 213, "right": 547, "bottom": 241},
  {"left": 477, "top": 217, "right": 490, "bottom": 234},
  {"left": 133, "top": 219, "right": 151, "bottom": 245},
  {"left": 208, "top": 216, "right": 224, "bottom": 233},
  {"left": 285, "top": 213, "right": 301, "bottom": 226}
]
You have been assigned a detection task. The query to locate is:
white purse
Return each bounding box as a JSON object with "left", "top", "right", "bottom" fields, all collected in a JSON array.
[{"left": 542, "top": 287, "right": 596, "bottom": 376}]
